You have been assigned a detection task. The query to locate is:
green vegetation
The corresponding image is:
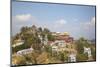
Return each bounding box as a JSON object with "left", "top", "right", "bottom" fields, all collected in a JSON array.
[
  {"left": 75, "top": 37, "right": 96, "bottom": 61},
  {"left": 12, "top": 44, "right": 30, "bottom": 53},
  {"left": 12, "top": 25, "right": 57, "bottom": 65},
  {"left": 76, "top": 37, "right": 90, "bottom": 54},
  {"left": 12, "top": 25, "right": 54, "bottom": 52},
  {"left": 91, "top": 46, "right": 96, "bottom": 60},
  {"left": 57, "top": 51, "right": 68, "bottom": 62},
  {"left": 76, "top": 53, "right": 88, "bottom": 62},
  {"left": 12, "top": 25, "right": 96, "bottom": 65}
]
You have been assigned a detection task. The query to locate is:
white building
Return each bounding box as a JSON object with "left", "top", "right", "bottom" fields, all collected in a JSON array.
[
  {"left": 68, "top": 53, "right": 76, "bottom": 62},
  {"left": 84, "top": 47, "right": 92, "bottom": 58},
  {"left": 51, "top": 40, "right": 66, "bottom": 47},
  {"left": 52, "top": 45, "right": 58, "bottom": 52},
  {"left": 17, "top": 47, "right": 33, "bottom": 55},
  {"left": 12, "top": 40, "right": 24, "bottom": 47},
  {"left": 51, "top": 40, "right": 67, "bottom": 52}
]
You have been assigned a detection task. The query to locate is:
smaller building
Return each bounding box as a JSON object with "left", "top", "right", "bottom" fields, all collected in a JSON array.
[
  {"left": 84, "top": 47, "right": 92, "bottom": 58},
  {"left": 17, "top": 47, "right": 33, "bottom": 55},
  {"left": 50, "top": 40, "right": 68, "bottom": 54},
  {"left": 68, "top": 53, "right": 76, "bottom": 62},
  {"left": 52, "top": 32, "right": 74, "bottom": 43},
  {"left": 54, "top": 40, "right": 66, "bottom": 47},
  {"left": 12, "top": 39, "right": 24, "bottom": 47},
  {"left": 52, "top": 45, "right": 58, "bottom": 52}
]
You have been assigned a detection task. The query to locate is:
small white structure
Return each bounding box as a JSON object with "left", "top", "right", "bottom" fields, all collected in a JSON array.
[
  {"left": 12, "top": 40, "right": 24, "bottom": 47},
  {"left": 51, "top": 40, "right": 66, "bottom": 47},
  {"left": 52, "top": 46, "right": 58, "bottom": 52},
  {"left": 17, "top": 47, "right": 33, "bottom": 55},
  {"left": 84, "top": 47, "right": 92, "bottom": 58},
  {"left": 68, "top": 53, "right": 76, "bottom": 62},
  {"left": 51, "top": 40, "right": 67, "bottom": 52},
  {"left": 55, "top": 40, "right": 66, "bottom": 47}
]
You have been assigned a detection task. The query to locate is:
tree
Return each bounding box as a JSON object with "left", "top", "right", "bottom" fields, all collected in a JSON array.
[
  {"left": 38, "top": 27, "right": 42, "bottom": 33},
  {"left": 79, "top": 37, "right": 85, "bottom": 41},
  {"left": 57, "top": 52, "right": 68, "bottom": 62},
  {"left": 43, "top": 28, "right": 50, "bottom": 34},
  {"left": 44, "top": 45, "right": 52, "bottom": 55},
  {"left": 32, "top": 36, "right": 42, "bottom": 51},
  {"left": 76, "top": 37, "right": 90, "bottom": 54},
  {"left": 23, "top": 33, "right": 42, "bottom": 51},
  {"left": 76, "top": 40, "right": 84, "bottom": 54},
  {"left": 32, "top": 25, "right": 36, "bottom": 29},
  {"left": 13, "top": 33, "right": 21, "bottom": 41},
  {"left": 21, "top": 26, "right": 29, "bottom": 33},
  {"left": 12, "top": 43, "right": 29, "bottom": 53},
  {"left": 48, "top": 34, "right": 55, "bottom": 41}
]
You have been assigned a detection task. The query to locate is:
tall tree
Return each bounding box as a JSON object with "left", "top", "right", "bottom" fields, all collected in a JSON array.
[{"left": 43, "top": 28, "right": 50, "bottom": 34}]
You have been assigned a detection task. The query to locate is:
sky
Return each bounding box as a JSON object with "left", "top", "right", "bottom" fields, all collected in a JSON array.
[{"left": 12, "top": 1, "right": 96, "bottom": 40}]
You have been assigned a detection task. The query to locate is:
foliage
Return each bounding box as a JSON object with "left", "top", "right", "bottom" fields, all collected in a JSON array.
[
  {"left": 48, "top": 34, "right": 55, "bottom": 41},
  {"left": 76, "top": 37, "right": 90, "bottom": 54},
  {"left": 12, "top": 25, "right": 96, "bottom": 64},
  {"left": 91, "top": 46, "right": 96, "bottom": 60},
  {"left": 57, "top": 51, "right": 68, "bottom": 62},
  {"left": 44, "top": 45, "right": 52, "bottom": 53},
  {"left": 43, "top": 28, "right": 50, "bottom": 34},
  {"left": 76, "top": 53, "right": 88, "bottom": 62},
  {"left": 12, "top": 44, "right": 29, "bottom": 53}
]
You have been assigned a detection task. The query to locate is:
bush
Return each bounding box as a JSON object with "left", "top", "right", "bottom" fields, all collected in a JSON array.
[
  {"left": 12, "top": 44, "right": 30, "bottom": 53},
  {"left": 91, "top": 47, "right": 96, "bottom": 60},
  {"left": 76, "top": 53, "right": 88, "bottom": 62},
  {"left": 57, "top": 52, "right": 68, "bottom": 62}
]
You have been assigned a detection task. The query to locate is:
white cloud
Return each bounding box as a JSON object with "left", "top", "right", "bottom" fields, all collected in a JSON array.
[
  {"left": 54, "top": 19, "right": 67, "bottom": 28},
  {"left": 12, "top": 14, "right": 38, "bottom": 35},
  {"left": 56, "top": 19, "right": 67, "bottom": 25},
  {"left": 15, "top": 14, "right": 32, "bottom": 22},
  {"left": 12, "top": 13, "right": 37, "bottom": 25}
]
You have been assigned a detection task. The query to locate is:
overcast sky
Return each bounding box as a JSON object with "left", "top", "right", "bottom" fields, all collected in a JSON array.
[{"left": 12, "top": 1, "right": 96, "bottom": 40}]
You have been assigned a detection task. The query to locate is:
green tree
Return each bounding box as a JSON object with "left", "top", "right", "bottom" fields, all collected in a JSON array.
[
  {"left": 57, "top": 52, "right": 68, "bottom": 62},
  {"left": 48, "top": 34, "right": 55, "bottom": 41},
  {"left": 21, "top": 26, "right": 29, "bottom": 33},
  {"left": 38, "top": 27, "right": 42, "bottom": 33},
  {"left": 76, "top": 40, "right": 84, "bottom": 54},
  {"left": 43, "top": 28, "right": 50, "bottom": 34},
  {"left": 91, "top": 46, "right": 96, "bottom": 60}
]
